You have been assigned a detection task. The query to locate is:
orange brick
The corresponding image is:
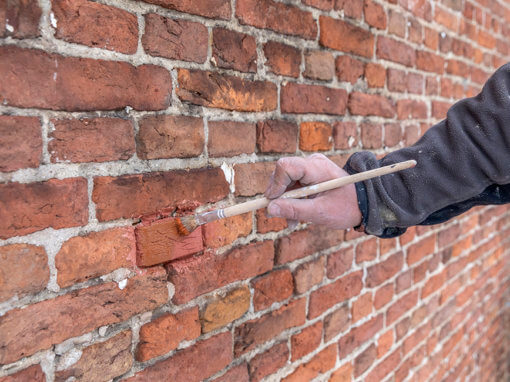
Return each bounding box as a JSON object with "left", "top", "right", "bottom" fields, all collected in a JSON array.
[
  {"left": 352, "top": 292, "right": 373, "bottom": 322},
  {"left": 201, "top": 286, "right": 251, "bottom": 333},
  {"left": 203, "top": 213, "right": 252, "bottom": 248},
  {"left": 299, "top": 122, "right": 333, "bottom": 151}
]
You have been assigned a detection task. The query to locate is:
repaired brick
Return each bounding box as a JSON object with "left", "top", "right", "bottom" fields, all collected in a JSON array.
[{"left": 201, "top": 286, "right": 251, "bottom": 332}]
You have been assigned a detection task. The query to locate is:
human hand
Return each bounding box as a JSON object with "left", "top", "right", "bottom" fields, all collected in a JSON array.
[{"left": 265, "top": 154, "right": 362, "bottom": 230}]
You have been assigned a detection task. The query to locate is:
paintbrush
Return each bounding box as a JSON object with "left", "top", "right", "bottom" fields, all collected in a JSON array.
[{"left": 176, "top": 159, "right": 416, "bottom": 235}]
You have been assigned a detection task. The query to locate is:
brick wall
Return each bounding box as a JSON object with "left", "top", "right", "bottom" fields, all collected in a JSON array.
[{"left": 1, "top": 0, "right": 510, "bottom": 380}]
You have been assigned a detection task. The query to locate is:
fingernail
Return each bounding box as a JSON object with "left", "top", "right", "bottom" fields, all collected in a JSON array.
[{"left": 268, "top": 203, "right": 281, "bottom": 217}]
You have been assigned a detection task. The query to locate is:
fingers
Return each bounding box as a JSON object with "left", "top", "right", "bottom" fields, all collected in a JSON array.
[
  {"left": 267, "top": 198, "right": 319, "bottom": 222},
  {"left": 265, "top": 157, "right": 307, "bottom": 199}
]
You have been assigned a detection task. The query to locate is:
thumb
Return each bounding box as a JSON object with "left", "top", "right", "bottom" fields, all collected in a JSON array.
[{"left": 267, "top": 199, "right": 317, "bottom": 222}]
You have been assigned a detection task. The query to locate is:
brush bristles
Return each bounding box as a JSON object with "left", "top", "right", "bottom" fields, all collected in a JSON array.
[{"left": 175, "top": 216, "right": 198, "bottom": 236}]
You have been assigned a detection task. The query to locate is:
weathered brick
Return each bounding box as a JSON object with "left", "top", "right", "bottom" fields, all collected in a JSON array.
[
  {"left": 234, "top": 161, "right": 275, "bottom": 196},
  {"left": 352, "top": 292, "right": 373, "bottom": 322},
  {"left": 168, "top": 241, "right": 274, "bottom": 304},
  {"left": 408, "top": 17, "right": 422, "bottom": 43},
  {"left": 416, "top": 51, "right": 445, "bottom": 74},
  {"left": 384, "top": 123, "right": 402, "bottom": 147},
  {"left": 281, "top": 82, "right": 348, "bottom": 115},
  {"left": 236, "top": 0, "right": 317, "bottom": 39},
  {"left": 257, "top": 120, "right": 298, "bottom": 153},
  {"left": 377, "top": 330, "right": 394, "bottom": 358},
  {"left": 364, "top": 0, "right": 387, "bottom": 29},
  {"left": 365, "top": 63, "right": 386, "bottom": 88},
  {"left": 137, "top": 115, "right": 203, "bottom": 160},
  {"left": 294, "top": 257, "right": 325, "bottom": 294},
  {"left": 366, "top": 252, "right": 403, "bottom": 287},
  {"left": 203, "top": 213, "right": 252, "bottom": 248},
  {"left": 336, "top": 55, "right": 365, "bottom": 84},
  {"left": 201, "top": 287, "right": 250, "bottom": 333},
  {"left": 55, "top": 331, "right": 132, "bottom": 381},
  {"left": 256, "top": 208, "right": 288, "bottom": 233},
  {"left": 356, "top": 237, "right": 378, "bottom": 263},
  {"left": 129, "top": 332, "right": 232, "bottom": 381},
  {"left": 407, "top": 72, "right": 424, "bottom": 94},
  {"left": 424, "top": 27, "right": 439, "bottom": 50},
  {"left": 397, "top": 100, "right": 428, "bottom": 120},
  {"left": 324, "top": 305, "right": 350, "bottom": 342},
  {"left": 0, "top": 46, "right": 171, "bottom": 111},
  {"left": 396, "top": 269, "right": 413, "bottom": 294},
  {"left": 0, "top": 116, "right": 41, "bottom": 172},
  {"left": 320, "top": 16, "right": 374, "bottom": 57},
  {"left": 407, "top": 235, "right": 436, "bottom": 265},
  {"left": 49, "top": 118, "right": 135, "bottom": 163},
  {"left": 249, "top": 342, "right": 289, "bottom": 382},
  {"left": 374, "top": 283, "right": 394, "bottom": 309},
  {"left": 212, "top": 364, "right": 249, "bottom": 382},
  {"left": 355, "top": 344, "right": 377, "bottom": 377},
  {"left": 386, "top": 290, "right": 419, "bottom": 325},
  {"left": 309, "top": 271, "right": 363, "bottom": 318},
  {"left": 276, "top": 225, "right": 344, "bottom": 264},
  {"left": 348, "top": 92, "right": 395, "bottom": 118},
  {"left": 143, "top": 14, "right": 208, "bottom": 63},
  {"left": 0, "top": 0, "right": 41, "bottom": 39},
  {"left": 329, "top": 362, "right": 353, "bottom": 382},
  {"left": 252, "top": 269, "right": 294, "bottom": 311},
  {"left": 93, "top": 167, "right": 229, "bottom": 221},
  {"left": 338, "top": 315, "right": 383, "bottom": 357},
  {"left": 56, "top": 227, "right": 134, "bottom": 288},
  {"left": 387, "top": 68, "right": 407, "bottom": 92},
  {"left": 377, "top": 36, "right": 416, "bottom": 66},
  {"left": 302, "top": 0, "right": 334, "bottom": 10},
  {"left": 335, "top": 0, "right": 363, "bottom": 18},
  {"left": 422, "top": 270, "right": 446, "bottom": 299},
  {"left": 388, "top": 10, "right": 406, "bottom": 37},
  {"left": 299, "top": 122, "right": 333, "bottom": 151},
  {"left": 432, "top": 100, "right": 451, "bottom": 119},
  {"left": 291, "top": 321, "right": 323, "bottom": 361},
  {"left": 234, "top": 298, "right": 306, "bottom": 356},
  {"left": 333, "top": 121, "right": 358, "bottom": 150},
  {"left": 141, "top": 0, "right": 231, "bottom": 19},
  {"left": 0, "top": 244, "right": 48, "bottom": 302},
  {"left": 365, "top": 349, "right": 401, "bottom": 382},
  {"left": 0, "top": 269, "right": 167, "bottom": 364},
  {"left": 207, "top": 121, "right": 255, "bottom": 157},
  {"left": 177, "top": 69, "right": 277, "bottom": 112},
  {"left": 0, "top": 178, "right": 88, "bottom": 239},
  {"left": 212, "top": 28, "right": 257, "bottom": 72},
  {"left": 0, "top": 365, "right": 45, "bottom": 382},
  {"left": 304, "top": 50, "right": 335, "bottom": 81},
  {"left": 52, "top": 0, "right": 137, "bottom": 54},
  {"left": 327, "top": 246, "right": 354, "bottom": 279},
  {"left": 362, "top": 122, "right": 383, "bottom": 148},
  {"left": 282, "top": 345, "right": 337, "bottom": 382},
  {"left": 263, "top": 41, "right": 301, "bottom": 78}
]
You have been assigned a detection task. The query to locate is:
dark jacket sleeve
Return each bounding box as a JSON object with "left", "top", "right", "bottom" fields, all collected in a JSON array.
[{"left": 344, "top": 62, "right": 510, "bottom": 237}]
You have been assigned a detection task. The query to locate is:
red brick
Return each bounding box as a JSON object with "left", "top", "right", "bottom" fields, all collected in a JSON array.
[
  {"left": 338, "top": 314, "right": 383, "bottom": 357},
  {"left": 309, "top": 271, "right": 362, "bottom": 318},
  {"left": 93, "top": 167, "right": 229, "bottom": 221},
  {"left": 135, "top": 217, "right": 203, "bottom": 267},
  {"left": 252, "top": 269, "right": 294, "bottom": 311},
  {"left": 0, "top": 244, "right": 48, "bottom": 302},
  {"left": 360, "top": 122, "right": 383, "bottom": 149},
  {"left": 56, "top": 227, "right": 134, "bottom": 287},
  {"left": 0, "top": 178, "right": 88, "bottom": 239},
  {"left": 257, "top": 120, "right": 298, "bottom": 153},
  {"left": 416, "top": 51, "right": 445, "bottom": 74},
  {"left": 52, "top": 0, "right": 137, "bottom": 54},
  {"left": 0, "top": 116, "right": 41, "bottom": 172},
  {"left": 352, "top": 292, "right": 373, "bottom": 322},
  {"left": 294, "top": 257, "right": 325, "bottom": 294},
  {"left": 300, "top": 122, "right": 333, "bottom": 151},
  {"left": 334, "top": 0, "right": 363, "bottom": 19},
  {"left": 234, "top": 298, "right": 306, "bottom": 356},
  {"left": 404, "top": 0, "right": 432, "bottom": 21},
  {"left": 249, "top": 342, "right": 289, "bottom": 382},
  {"left": 426, "top": 77, "right": 439, "bottom": 96},
  {"left": 348, "top": 92, "right": 395, "bottom": 118},
  {"left": 0, "top": 365, "right": 45, "bottom": 381},
  {"left": 384, "top": 123, "right": 402, "bottom": 147},
  {"left": 212, "top": 28, "right": 257, "bottom": 72},
  {"left": 263, "top": 41, "right": 301, "bottom": 78},
  {"left": 407, "top": 235, "right": 436, "bottom": 265},
  {"left": 407, "top": 72, "right": 424, "bottom": 94},
  {"left": 234, "top": 161, "right": 275, "bottom": 196},
  {"left": 397, "top": 100, "right": 427, "bottom": 120},
  {"left": 291, "top": 321, "right": 323, "bottom": 361},
  {"left": 56, "top": 330, "right": 132, "bottom": 381},
  {"left": 365, "top": 63, "right": 386, "bottom": 88},
  {"left": 377, "top": 330, "right": 394, "bottom": 358},
  {"left": 408, "top": 17, "right": 422, "bottom": 43},
  {"left": 388, "top": 10, "right": 406, "bottom": 37},
  {"left": 366, "top": 252, "right": 403, "bottom": 287},
  {"left": 356, "top": 237, "right": 378, "bottom": 263},
  {"left": 365, "top": 349, "right": 401, "bottom": 382},
  {"left": 386, "top": 290, "right": 419, "bottom": 325},
  {"left": 302, "top": 0, "right": 334, "bottom": 10},
  {"left": 422, "top": 270, "right": 446, "bottom": 299},
  {"left": 177, "top": 69, "right": 277, "bottom": 112},
  {"left": 129, "top": 332, "right": 232, "bottom": 381},
  {"left": 136, "top": 115, "right": 203, "bottom": 160},
  {"left": 0, "top": 46, "right": 171, "bottom": 111},
  {"left": 168, "top": 241, "right": 274, "bottom": 304},
  {"left": 236, "top": 0, "right": 317, "bottom": 39},
  {"left": 304, "top": 50, "right": 335, "bottom": 81},
  {"left": 424, "top": 27, "right": 439, "bottom": 50},
  {"left": 141, "top": 0, "right": 231, "bottom": 19},
  {"left": 320, "top": 16, "right": 374, "bottom": 57},
  {"left": 282, "top": 345, "right": 337, "bottom": 382},
  {"left": 256, "top": 208, "right": 288, "bottom": 233},
  {"left": 432, "top": 100, "right": 451, "bottom": 119},
  {"left": 364, "top": 0, "right": 387, "bottom": 29},
  {"left": 333, "top": 121, "right": 358, "bottom": 150},
  {"left": 374, "top": 283, "right": 394, "bottom": 309},
  {"left": 0, "top": 269, "right": 167, "bottom": 364},
  {"left": 0, "top": 0, "right": 41, "bottom": 39},
  {"left": 336, "top": 55, "right": 365, "bottom": 84},
  {"left": 326, "top": 246, "right": 353, "bottom": 279},
  {"left": 387, "top": 68, "right": 407, "bottom": 92},
  {"left": 281, "top": 82, "right": 348, "bottom": 115},
  {"left": 203, "top": 213, "right": 252, "bottom": 249},
  {"left": 478, "top": 29, "right": 496, "bottom": 49},
  {"left": 377, "top": 36, "right": 416, "bottom": 67},
  {"left": 49, "top": 118, "right": 134, "bottom": 163},
  {"left": 354, "top": 344, "right": 377, "bottom": 377},
  {"left": 212, "top": 364, "right": 249, "bottom": 382},
  {"left": 208, "top": 120, "right": 256, "bottom": 157},
  {"left": 434, "top": 6, "right": 458, "bottom": 31},
  {"left": 329, "top": 362, "right": 352, "bottom": 382},
  {"left": 396, "top": 269, "right": 412, "bottom": 294},
  {"left": 276, "top": 225, "right": 344, "bottom": 265},
  {"left": 324, "top": 305, "right": 350, "bottom": 342},
  {"left": 201, "top": 286, "right": 251, "bottom": 333}
]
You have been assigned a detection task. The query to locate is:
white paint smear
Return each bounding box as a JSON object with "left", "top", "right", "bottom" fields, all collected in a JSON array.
[
  {"left": 221, "top": 162, "right": 235, "bottom": 193},
  {"left": 117, "top": 279, "right": 128, "bottom": 290},
  {"left": 50, "top": 12, "right": 57, "bottom": 28}
]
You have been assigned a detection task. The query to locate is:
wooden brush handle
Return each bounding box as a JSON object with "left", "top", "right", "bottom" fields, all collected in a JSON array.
[{"left": 220, "top": 159, "right": 416, "bottom": 218}]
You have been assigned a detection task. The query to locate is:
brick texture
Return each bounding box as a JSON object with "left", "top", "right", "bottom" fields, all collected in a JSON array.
[{"left": 0, "top": 116, "right": 41, "bottom": 172}]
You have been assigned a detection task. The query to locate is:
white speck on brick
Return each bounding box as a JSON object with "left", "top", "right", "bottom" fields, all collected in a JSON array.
[
  {"left": 50, "top": 12, "right": 57, "bottom": 28},
  {"left": 117, "top": 279, "right": 128, "bottom": 290},
  {"left": 348, "top": 136, "right": 355, "bottom": 147},
  {"left": 6, "top": 23, "right": 14, "bottom": 33},
  {"left": 221, "top": 162, "right": 235, "bottom": 193},
  {"left": 98, "top": 326, "right": 108, "bottom": 337}
]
